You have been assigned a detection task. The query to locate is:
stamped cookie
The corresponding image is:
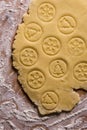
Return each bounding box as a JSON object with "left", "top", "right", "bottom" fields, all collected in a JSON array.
[{"left": 13, "top": 0, "right": 87, "bottom": 115}]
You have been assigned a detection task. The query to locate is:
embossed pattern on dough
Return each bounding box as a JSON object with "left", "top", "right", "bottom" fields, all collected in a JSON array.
[{"left": 13, "top": 0, "right": 87, "bottom": 115}]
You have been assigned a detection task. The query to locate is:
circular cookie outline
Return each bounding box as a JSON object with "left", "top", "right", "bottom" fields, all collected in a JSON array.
[
  {"left": 49, "top": 58, "right": 68, "bottom": 78},
  {"left": 24, "top": 22, "right": 43, "bottom": 42},
  {"left": 37, "top": 2, "right": 56, "bottom": 22},
  {"left": 19, "top": 47, "right": 38, "bottom": 67},
  {"left": 73, "top": 61, "right": 87, "bottom": 82},
  {"left": 27, "top": 69, "right": 46, "bottom": 90},
  {"left": 42, "top": 36, "right": 61, "bottom": 56},
  {"left": 41, "top": 91, "right": 59, "bottom": 110},
  {"left": 67, "top": 36, "right": 86, "bottom": 56},
  {"left": 57, "top": 14, "right": 77, "bottom": 34}
]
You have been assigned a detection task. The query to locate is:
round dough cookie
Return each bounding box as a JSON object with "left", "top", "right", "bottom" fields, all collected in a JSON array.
[{"left": 13, "top": 0, "right": 87, "bottom": 115}]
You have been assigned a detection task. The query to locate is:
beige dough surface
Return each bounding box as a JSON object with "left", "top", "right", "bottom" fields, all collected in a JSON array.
[{"left": 13, "top": 0, "right": 87, "bottom": 115}]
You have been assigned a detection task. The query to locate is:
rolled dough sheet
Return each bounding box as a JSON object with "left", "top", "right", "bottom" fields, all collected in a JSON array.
[{"left": 13, "top": 0, "right": 87, "bottom": 115}]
